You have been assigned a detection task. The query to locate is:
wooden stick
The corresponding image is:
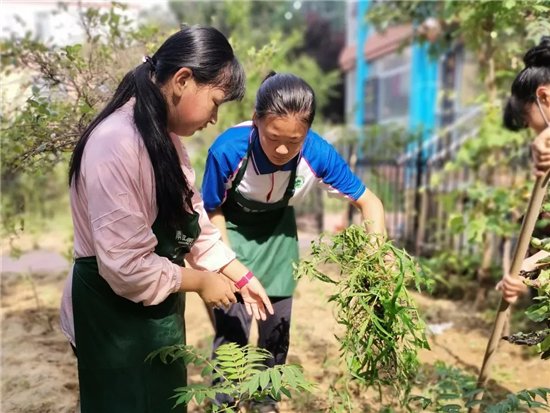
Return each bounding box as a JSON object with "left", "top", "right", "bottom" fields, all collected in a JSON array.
[{"left": 469, "top": 171, "right": 549, "bottom": 413}]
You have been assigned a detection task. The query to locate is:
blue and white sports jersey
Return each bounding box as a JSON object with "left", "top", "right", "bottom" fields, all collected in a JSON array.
[{"left": 201, "top": 121, "right": 366, "bottom": 212}]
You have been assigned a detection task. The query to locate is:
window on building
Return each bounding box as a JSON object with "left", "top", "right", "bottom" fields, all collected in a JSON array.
[
  {"left": 437, "top": 45, "right": 482, "bottom": 128},
  {"left": 377, "top": 67, "right": 410, "bottom": 124},
  {"left": 365, "top": 48, "right": 411, "bottom": 126},
  {"left": 364, "top": 77, "right": 378, "bottom": 124},
  {"left": 346, "top": 68, "right": 357, "bottom": 122},
  {"left": 456, "top": 48, "right": 481, "bottom": 115}
]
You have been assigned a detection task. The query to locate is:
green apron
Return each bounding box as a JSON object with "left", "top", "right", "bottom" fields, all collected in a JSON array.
[
  {"left": 222, "top": 137, "right": 299, "bottom": 297},
  {"left": 72, "top": 211, "right": 201, "bottom": 413}
]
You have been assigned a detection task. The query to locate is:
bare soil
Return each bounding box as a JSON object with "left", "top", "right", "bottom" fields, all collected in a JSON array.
[{"left": 1, "top": 241, "right": 548, "bottom": 413}]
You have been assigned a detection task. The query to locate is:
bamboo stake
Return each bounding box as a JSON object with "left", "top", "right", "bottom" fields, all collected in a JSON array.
[{"left": 469, "top": 171, "right": 550, "bottom": 413}]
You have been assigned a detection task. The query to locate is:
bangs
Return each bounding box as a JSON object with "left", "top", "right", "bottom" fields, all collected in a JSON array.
[
  {"left": 216, "top": 59, "right": 246, "bottom": 102},
  {"left": 503, "top": 96, "right": 528, "bottom": 131}
]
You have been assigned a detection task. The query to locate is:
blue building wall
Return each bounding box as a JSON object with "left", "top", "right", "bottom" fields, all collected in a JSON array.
[
  {"left": 409, "top": 42, "right": 439, "bottom": 155},
  {"left": 354, "top": 0, "right": 370, "bottom": 157},
  {"left": 353, "top": 3, "right": 439, "bottom": 152}
]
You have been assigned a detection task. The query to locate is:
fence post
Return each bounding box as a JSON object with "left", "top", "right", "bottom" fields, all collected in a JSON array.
[{"left": 413, "top": 134, "right": 425, "bottom": 254}]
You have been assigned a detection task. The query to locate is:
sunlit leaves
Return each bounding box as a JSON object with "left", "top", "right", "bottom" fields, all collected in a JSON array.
[
  {"left": 366, "top": 0, "right": 550, "bottom": 88},
  {"left": 505, "top": 236, "right": 550, "bottom": 360},
  {"left": 1, "top": 2, "right": 164, "bottom": 174},
  {"left": 408, "top": 362, "right": 550, "bottom": 412},
  {"left": 295, "top": 224, "right": 432, "bottom": 402},
  {"left": 147, "top": 342, "right": 314, "bottom": 410}
]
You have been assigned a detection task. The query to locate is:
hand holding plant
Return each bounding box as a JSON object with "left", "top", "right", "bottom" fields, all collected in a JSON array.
[{"left": 496, "top": 232, "right": 550, "bottom": 304}]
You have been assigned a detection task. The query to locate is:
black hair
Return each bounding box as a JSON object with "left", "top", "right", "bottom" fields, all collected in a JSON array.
[
  {"left": 504, "top": 36, "right": 550, "bottom": 131},
  {"left": 69, "top": 25, "right": 245, "bottom": 227},
  {"left": 255, "top": 71, "right": 316, "bottom": 127}
]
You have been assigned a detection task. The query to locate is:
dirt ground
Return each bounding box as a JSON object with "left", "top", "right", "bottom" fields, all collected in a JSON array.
[{"left": 1, "top": 237, "right": 549, "bottom": 413}]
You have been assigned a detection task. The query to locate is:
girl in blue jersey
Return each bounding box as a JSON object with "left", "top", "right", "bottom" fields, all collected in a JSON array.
[{"left": 201, "top": 72, "right": 387, "bottom": 413}]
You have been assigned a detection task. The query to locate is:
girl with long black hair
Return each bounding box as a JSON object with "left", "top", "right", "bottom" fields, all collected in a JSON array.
[
  {"left": 60, "top": 26, "right": 273, "bottom": 412},
  {"left": 499, "top": 36, "right": 550, "bottom": 303}
]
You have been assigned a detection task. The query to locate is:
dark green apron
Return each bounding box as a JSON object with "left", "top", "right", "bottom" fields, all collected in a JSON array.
[
  {"left": 222, "top": 135, "right": 300, "bottom": 297},
  {"left": 72, "top": 211, "right": 200, "bottom": 413}
]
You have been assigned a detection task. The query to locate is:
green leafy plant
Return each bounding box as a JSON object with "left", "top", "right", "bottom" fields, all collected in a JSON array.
[
  {"left": 1, "top": 2, "right": 165, "bottom": 172},
  {"left": 408, "top": 361, "right": 550, "bottom": 413},
  {"left": 147, "top": 342, "right": 314, "bottom": 412},
  {"left": 431, "top": 104, "right": 533, "bottom": 308},
  {"left": 1, "top": 0, "right": 339, "bottom": 245},
  {"left": 365, "top": 0, "right": 549, "bottom": 308},
  {"left": 295, "top": 224, "right": 432, "bottom": 402},
  {"left": 484, "top": 388, "right": 550, "bottom": 413},
  {"left": 408, "top": 361, "right": 478, "bottom": 412},
  {"left": 419, "top": 250, "right": 486, "bottom": 299},
  {"left": 504, "top": 221, "right": 550, "bottom": 360}
]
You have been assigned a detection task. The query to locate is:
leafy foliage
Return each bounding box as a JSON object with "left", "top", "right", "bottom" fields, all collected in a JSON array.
[
  {"left": 1, "top": 2, "right": 165, "bottom": 172},
  {"left": 366, "top": 0, "right": 550, "bottom": 93},
  {"left": 1, "top": 162, "right": 72, "bottom": 256},
  {"left": 365, "top": 0, "right": 549, "bottom": 302},
  {"left": 0, "top": 1, "right": 339, "bottom": 241},
  {"left": 504, "top": 221, "right": 550, "bottom": 359},
  {"left": 0, "top": 2, "right": 164, "bottom": 243},
  {"left": 434, "top": 104, "right": 532, "bottom": 246},
  {"left": 408, "top": 361, "right": 550, "bottom": 413},
  {"left": 168, "top": 0, "right": 303, "bottom": 47},
  {"left": 419, "top": 251, "right": 485, "bottom": 298},
  {"left": 420, "top": 101, "right": 533, "bottom": 307},
  {"left": 407, "top": 361, "right": 478, "bottom": 412},
  {"left": 484, "top": 388, "right": 550, "bottom": 413},
  {"left": 295, "top": 224, "right": 432, "bottom": 401},
  {"left": 147, "top": 342, "right": 314, "bottom": 412}
]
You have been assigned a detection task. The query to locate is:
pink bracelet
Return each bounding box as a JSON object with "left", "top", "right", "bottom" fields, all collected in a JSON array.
[{"left": 234, "top": 271, "right": 254, "bottom": 289}]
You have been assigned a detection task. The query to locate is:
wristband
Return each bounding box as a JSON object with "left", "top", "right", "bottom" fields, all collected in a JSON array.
[{"left": 234, "top": 271, "right": 254, "bottom": 289}]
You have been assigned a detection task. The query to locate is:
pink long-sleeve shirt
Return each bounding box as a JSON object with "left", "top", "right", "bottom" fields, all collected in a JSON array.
[{"left": 60, "top": 101, "right": 235, "bottom": 345}]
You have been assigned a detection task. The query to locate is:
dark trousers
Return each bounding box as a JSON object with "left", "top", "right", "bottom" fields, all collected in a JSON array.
[{"left": 212, "top": 296, "right": 292, "bottom": 404}]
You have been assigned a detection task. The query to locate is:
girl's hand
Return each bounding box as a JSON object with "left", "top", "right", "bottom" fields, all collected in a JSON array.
[
  {"left": 197, "top": 272, "right": 237, "bottom": 309},
  {"left": 239, "top": 277, "right": 274, "bottom": 321},
  {"left": 532, "top": 127, "right": 550, "bottom": 177},
  {"left": 495, "top": 273, "right": 528, "bottom": 304}
]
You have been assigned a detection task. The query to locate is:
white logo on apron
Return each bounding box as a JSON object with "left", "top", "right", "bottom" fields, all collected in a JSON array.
[{"left": 175, "top": 230, "right": 195, "bottom": 247}]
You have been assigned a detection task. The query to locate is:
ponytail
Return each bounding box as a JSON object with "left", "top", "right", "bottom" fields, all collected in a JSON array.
[{"left": 69, "top": 26, "right": 245, "bottom": 227}]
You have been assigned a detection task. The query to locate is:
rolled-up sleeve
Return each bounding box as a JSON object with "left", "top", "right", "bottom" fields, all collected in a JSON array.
[{"left": 83, "top": 136, "right": 182, "bottom": 306}]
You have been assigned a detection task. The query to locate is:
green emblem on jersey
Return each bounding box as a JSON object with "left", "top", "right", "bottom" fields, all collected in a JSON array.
[{"left": 294, "top": 176, "right": 305, "bottom": 189}]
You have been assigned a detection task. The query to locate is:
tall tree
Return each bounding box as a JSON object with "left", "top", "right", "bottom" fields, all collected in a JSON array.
[
  {"left": 366, "top": 0, "right": 550, "bottom": 305},
  {"left": 367, "top": 0, "right": 550, "bottom": 100},
  {"left": 0, "top": 2, "right": 339, "bottom": 238}
]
